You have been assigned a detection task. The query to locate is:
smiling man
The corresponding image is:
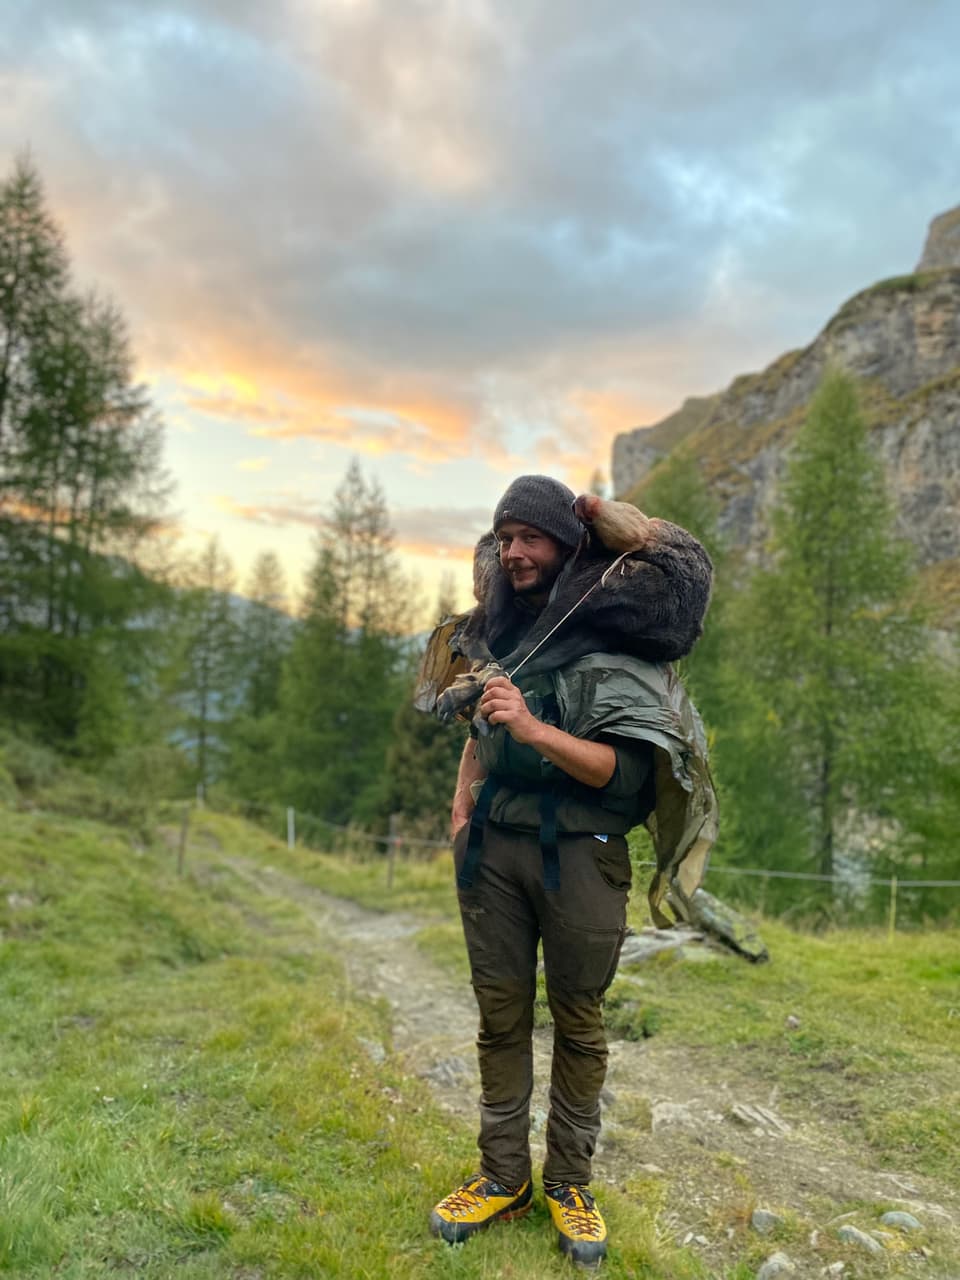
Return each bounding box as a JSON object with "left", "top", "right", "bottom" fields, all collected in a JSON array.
[{"left": 427, "top": 475, "right": 715, "bottom": 1268}]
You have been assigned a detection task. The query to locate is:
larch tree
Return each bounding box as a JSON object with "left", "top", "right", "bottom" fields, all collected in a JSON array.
[
  {"left": 381, "top": 571, "right": 468, "bottom": 840},
  {"left": 222, "top": 550, "right": 291, "bottom": 808},
  {"left": 175, "top": 538, "right": 239, "bottom": 795},
  {"left": 277, "top": 460, "right": 418, "bottom": 826},
  {"left": 636, "top": 450, "right": 725, "bottom": 715},
  {"left": 0, "top": 155, "right": 169, "bottom": 750},
  {"left": 727, "top": 368, "right": 942, "bottom": 894}
]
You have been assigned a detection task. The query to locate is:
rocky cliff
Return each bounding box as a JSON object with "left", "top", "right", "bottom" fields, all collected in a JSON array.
[{"left": 613, "top": 208, "right": 960, "bottom": 610}]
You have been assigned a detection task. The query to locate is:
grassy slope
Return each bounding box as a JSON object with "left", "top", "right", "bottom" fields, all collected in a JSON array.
[
  {"left": 201, "top": 810, "right": 960, "bottom": 1192},
  {"left": 3, "top": 792, "right": 958, "bottom": 1277},
  {"left": 2, "top": 802, "right": 717, "bottom": 1280}
]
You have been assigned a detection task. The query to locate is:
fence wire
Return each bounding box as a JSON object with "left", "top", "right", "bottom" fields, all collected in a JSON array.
[{"left": 273, "top": 804, "right": 960, "bottom": 890}]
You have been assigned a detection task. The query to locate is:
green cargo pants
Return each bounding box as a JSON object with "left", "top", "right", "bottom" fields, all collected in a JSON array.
[{"left": 453, "top": 818, "right": 630, "bottom": 1189}]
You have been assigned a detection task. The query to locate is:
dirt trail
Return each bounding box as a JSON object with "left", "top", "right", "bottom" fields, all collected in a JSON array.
[{"left": 222, "top": 852, "right": 958, "bottom": 1273}]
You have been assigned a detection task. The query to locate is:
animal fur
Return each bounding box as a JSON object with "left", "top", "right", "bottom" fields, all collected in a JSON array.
[{"left": 453, "top": 497, "right": 712, "bottom": 678}]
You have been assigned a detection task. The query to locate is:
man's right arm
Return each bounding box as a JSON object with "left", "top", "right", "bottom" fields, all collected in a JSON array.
[{"left": 451, "top": 735, "right": 487, "bottom": 839}]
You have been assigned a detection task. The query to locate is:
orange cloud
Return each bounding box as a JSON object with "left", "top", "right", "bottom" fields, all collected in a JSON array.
[
  {"left": 392, "top": 539, "right": 475, "bottom": 562},
  {"left": 213, "top": 493, "right": 490, "bottom": 565},
  {"left": 213, "top": 495, "right": 325, "bottom": 528},
  {"left": 149, "top": 327, "right": 506, "bottom": 469}
]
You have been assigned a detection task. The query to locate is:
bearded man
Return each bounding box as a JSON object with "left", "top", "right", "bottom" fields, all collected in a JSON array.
[{"left": 422, "top": 475, "right": 716, "bottom": 1268}]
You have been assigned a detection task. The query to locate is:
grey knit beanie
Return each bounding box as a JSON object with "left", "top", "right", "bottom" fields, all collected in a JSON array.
[{"left": 492, "top": 475, "right": 582, "bottom": 548}]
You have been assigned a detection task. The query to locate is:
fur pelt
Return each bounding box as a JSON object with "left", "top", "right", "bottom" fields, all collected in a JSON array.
[{"left": 454, "top": 510, "right": 713, "bottom": 678}]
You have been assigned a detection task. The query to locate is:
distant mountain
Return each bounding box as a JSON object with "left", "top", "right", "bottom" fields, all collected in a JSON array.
[{"left": 613, "top": 206, "right": 960, "bottom": 617}]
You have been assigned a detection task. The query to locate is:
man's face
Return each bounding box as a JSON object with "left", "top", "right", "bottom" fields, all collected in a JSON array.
[{"left": 496, "top": 520, "right": 566, "bottom": 598}]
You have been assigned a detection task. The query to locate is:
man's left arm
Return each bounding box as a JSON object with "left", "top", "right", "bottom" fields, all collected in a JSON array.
[{"left": 478, "top": 676, "right": 615, "bottom": 788}]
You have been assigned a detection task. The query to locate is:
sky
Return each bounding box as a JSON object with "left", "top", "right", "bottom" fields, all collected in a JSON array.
[{"left": 2, "top": 0, "right": 959, "bottom": 615}]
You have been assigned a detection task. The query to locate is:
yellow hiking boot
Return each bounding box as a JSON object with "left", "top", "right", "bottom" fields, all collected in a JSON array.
[
  {"left": 429, "top": 1173, "right": 532, "bottom": 1244},
  {"left": 545, "top": 1182, "right": 608, "bottom": 1267}
]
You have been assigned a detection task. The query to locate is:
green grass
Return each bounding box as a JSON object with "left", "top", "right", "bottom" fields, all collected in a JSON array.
[
  {"left": 201, "top": 808, "right": 960, "bottom": 1190},
  {"left": 2, "top": 801, "right": 713, "bottom": 1279}
]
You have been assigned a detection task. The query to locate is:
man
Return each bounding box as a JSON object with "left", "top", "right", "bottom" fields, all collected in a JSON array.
[{"left": 424, "top": 475, "right": 714, "bottom": 1267}]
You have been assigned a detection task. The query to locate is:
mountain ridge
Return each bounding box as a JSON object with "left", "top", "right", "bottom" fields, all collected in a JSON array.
[{"left": 612, "top": 209, "right": 960, "bottom": 611}]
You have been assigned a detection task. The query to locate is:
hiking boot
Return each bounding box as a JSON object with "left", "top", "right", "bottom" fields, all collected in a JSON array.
[
  {"left": 429, "top": 1173, "right": 532, "bottom": 1244},
  {"left": 545, "top": 1182, "right": 608, "bottom": 1267}
]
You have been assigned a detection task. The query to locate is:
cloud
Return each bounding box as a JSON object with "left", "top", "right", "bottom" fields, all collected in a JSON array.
[
  {"left": 213, "top": 495, "right": 323, "bottom": 528},
  {"left": 3, "top": 0, "right": 959, "bottom": 495},
  {"left": 236, "top": 456, "right": 270, "bottom": 471},
  {"left": 212, "top": 492, "right": 492, "bottom": 561}
]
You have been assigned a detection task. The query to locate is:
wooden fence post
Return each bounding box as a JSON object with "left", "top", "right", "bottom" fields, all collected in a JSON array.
[
  {"left": 888, "top": 875, "right": 898, "bottom": 940},
  {"left": 387, "top": 813, "right": 400, "bottom": 889},
  {"left": 177, "top": 804, "right": 191, "bottom": 877}
]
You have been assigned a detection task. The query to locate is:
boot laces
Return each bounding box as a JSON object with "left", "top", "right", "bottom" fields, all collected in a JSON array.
[
  {"left": 441, "top": 1176, "right": 499, "bottom": 1218},
  {"left": 556, "top": 1187, "right": 603, "bottom": 1238}
]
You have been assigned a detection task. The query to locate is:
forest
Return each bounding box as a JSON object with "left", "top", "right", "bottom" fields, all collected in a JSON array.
[{"left": 2, "top": 155, "right": 958, "bottom": 928}]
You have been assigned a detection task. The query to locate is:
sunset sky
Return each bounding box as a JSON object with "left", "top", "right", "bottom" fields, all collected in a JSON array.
[{"left": 3, "top": 0, "right": 958, "bottom": 613}]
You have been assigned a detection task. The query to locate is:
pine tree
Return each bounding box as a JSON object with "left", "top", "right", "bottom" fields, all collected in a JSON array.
[
  {"left": 724, "top": 369, "right": 944, "bottom": 903},
  {"left": 380, "top": 573, "right": 467, "bottom": 840},
  {"left": 174, "top": 539, "right": 239, "bottom": 794},
  {"left": 0, "top": 154, "right": 69, "bottom": 469},
  {"left": 276, "top": 461, "right": 418, "bottom": 825},
  {"left": 637, "top": 450, "right": 725, "bottom": 712},
  {"left": 222, "top": 551, "right": 291, "bottom": 809},
  {"left": 0, "top": 156, "right": 169, "bottom": 749}
]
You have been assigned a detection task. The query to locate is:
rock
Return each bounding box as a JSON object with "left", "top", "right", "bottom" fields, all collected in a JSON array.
[
  {"left": 651, "top": 1101, "right": 698, "bottom": 1132},
  {"left": 682, "top": 888, "right": 770, "bottom": 962},
  {"left": 357, "top": 1036, "right": 386, "bottom": 1065},
  {"left": 822, "top": 1264, "right": 845, "bottom": 1277},
  {"left": 678, "top": 945, "right": 721, "bottom": 963},
  {"left": 611, "top": 228, "right": 960, "bottom": 604},
  {"left": 421, "top": 1055, "right": 471, "bottom": 1087},
  {"left": 785, "top": 1014, "right": 801, "bottom": 1030},
  {"left": 729, "top": 1102, "right": 791, "bottom": 1136},
  {"left": 880, "top": 1210, "right": 922, "bottom": 1232},
  {"left": 751, "top": 1209, "right": 784, "bottom": 1235},
  {"left": 756, "top": 1250, "right": 796, "bottom": 1279},
  {"left": 837, "top": 1225, "right": 884, "bottom": 1254},
  {"left": 617, "top": 926, "right": 704, "bottom": 966},
  {"left": 917, "top": 206, "right": 960, "bottom": 271}
]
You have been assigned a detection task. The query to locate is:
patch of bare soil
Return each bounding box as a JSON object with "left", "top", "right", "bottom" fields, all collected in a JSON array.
[{"left": 221, "top": 854, "right": 959, "bottom": 1278}]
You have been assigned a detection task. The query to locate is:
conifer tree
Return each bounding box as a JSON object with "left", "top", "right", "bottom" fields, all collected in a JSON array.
[
  {"left": 725, "top": 369, "right": 943, "bottom": 899},
  {"left": 637, "top": 451, "right": 725, "bottom": 712},
  {"left": 0, "top": 155, "right": 68, "bottom": 467},
  {"left": 381, "top": 572, "right": 467, "bottom": 840},
  {"left": 222, "top": 551, "right": 291, "bottom": 808},
  {"left": 175, "top": 539, "right": 238, "bottom": 794},
  {"left": 277, "top": 461, "right": 418, "bottom": 825},
  {"left": 0, "top": 156, "right": 168, "bottom": 748}
]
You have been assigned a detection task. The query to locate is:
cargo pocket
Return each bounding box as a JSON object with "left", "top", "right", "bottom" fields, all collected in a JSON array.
[
  {"left": 591, "top": 834, "right": 632, "bottom": 893},
  {"left": 546, "top": 919, "right": 626, "bottom": 996}
]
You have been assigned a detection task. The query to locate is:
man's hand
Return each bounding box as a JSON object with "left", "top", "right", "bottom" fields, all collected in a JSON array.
[
  {"left": 478, "top": 675, "right": 541, "bottom": 745},
  {"left": 480, "top": 675, "right": 617, "bottom": 789}
]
